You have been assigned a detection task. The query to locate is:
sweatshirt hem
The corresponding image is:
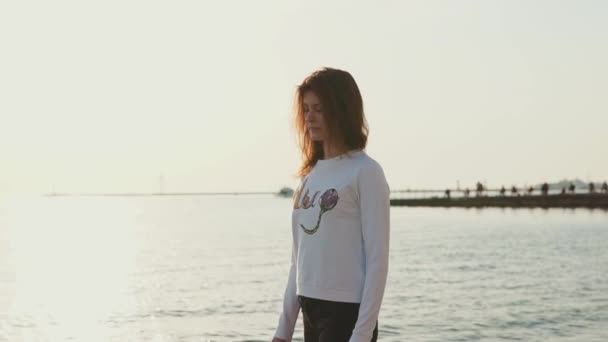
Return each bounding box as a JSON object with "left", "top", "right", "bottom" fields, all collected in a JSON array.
[{"left": 298, "top": 284, "right": 361, "bottom": 303}]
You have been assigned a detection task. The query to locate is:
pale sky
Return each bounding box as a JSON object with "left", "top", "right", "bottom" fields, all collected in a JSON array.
[{"left": 1, "top": 0, "right": 607, "bottom": 195}]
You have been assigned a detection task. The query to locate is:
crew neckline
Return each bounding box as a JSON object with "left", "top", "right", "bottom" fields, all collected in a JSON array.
[{"left": 316, "top": 149, "right": 364, "bottom": 165}]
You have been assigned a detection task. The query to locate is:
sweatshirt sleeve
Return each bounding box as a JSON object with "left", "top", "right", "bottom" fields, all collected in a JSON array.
[
  {"left": 273, "top": 231, "right": 300, "bottom": 341},
  {"left": 349, "top": 162, "right": 391, "bottom": 342}
]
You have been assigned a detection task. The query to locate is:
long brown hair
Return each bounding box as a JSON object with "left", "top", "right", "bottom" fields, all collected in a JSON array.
[{"left": 295, "top": 67, "right": 369, "bottom": 178}]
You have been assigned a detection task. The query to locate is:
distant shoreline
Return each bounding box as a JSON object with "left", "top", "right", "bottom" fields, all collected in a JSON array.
[
  {"left": 40, "top": 191, "right": 608, "bottom": 209},
  {"left": 43, "top": 191, "right": 278, "bottom": 197}
]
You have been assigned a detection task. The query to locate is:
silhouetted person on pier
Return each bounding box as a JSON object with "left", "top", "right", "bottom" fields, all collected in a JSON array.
[
  {"left": 589, "top": 182, "right": 595, "bottom": 193},
  {"left": 527, "top": 186, "right": 534, "bottom": 195},
  {"left": 561, "top": 187, "right": 566, "bottom": 195},
  {"left": 500, "top": 186, "right": 506, "bottom": 197},
  {"left": 602, "top": 182, "right": 608, "bottom": 194},
  {"left": 568, "top": 183, "right": 576, "bottom": 194},
  {"left": 511, "top": 186, "right": 518, "bottom": 196},
  {"left": 476, "top": 182, "right": 484, "bottom": 197},
  {"left": 541, "top": 183, "right": 549, "bottom": 196},
  {"left": 464, "top": 188, "right": 470, "bottom": 198},
  {"left": 445, "top": 189, "right": 451, "bottom": 198}
]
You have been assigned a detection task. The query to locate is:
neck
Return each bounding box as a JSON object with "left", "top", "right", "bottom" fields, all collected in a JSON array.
[{"left": 323, "top": 142, "right": 348, "bottom": 159}]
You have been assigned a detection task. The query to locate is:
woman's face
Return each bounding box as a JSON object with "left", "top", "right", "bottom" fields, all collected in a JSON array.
[{"left": 303, "top": 91, "right": 327, "bottom": 142}]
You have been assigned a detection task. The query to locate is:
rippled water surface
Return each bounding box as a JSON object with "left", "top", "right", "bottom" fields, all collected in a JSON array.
[{"left": 1, "top": 196, "right": 607, "bottom": 341}]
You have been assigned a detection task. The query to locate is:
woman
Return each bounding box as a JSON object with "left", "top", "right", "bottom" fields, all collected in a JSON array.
[{"left": 272, "top": 67, "right": 390, "bottom": 342}]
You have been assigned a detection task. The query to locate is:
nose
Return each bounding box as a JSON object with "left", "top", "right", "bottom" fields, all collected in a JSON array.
[{"left": 304, "top": 110, "right": 314, "bottom": 123}]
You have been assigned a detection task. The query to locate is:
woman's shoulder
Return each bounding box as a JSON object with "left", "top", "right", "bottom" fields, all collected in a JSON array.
[
  {"left": 350, "top": 152, "right": 389, "bottom": 198},
  {"left": 351, "top": 152, "right": 387, "bottom": 187},
  {"left": 354, "top": 151, "right": 385, "bottom": 174}
]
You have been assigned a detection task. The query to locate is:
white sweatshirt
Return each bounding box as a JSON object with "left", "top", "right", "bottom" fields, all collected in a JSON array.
[{"left": 274, "top": 149, "right": 390, "bottom": 342}]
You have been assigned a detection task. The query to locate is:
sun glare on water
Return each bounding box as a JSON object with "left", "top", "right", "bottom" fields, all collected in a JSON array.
[{"left": 2, "top": 197, "right": 144, "bottom": 341}]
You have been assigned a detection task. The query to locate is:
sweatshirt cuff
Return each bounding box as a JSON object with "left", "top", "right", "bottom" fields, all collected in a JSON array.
[
  {"left": 348, "top": 332, "right": 373, "bottom": 342},
  {"left": 273, "top": 335, "right": 291, "bottom": 342},
  {"left": 274, "top": 326, "right": 293, "bottom": 342}
]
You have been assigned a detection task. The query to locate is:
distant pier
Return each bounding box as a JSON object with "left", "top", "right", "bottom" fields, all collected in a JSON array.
[
  {"left": 42, "top": 183, "right": 608, "bottom": 209},
  {"left": 390, "top": 193, "right": 608, "bottom": 209}
]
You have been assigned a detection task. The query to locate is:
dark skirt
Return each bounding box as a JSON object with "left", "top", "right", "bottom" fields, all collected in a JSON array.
[{"left": 298, "top": 295, "right": 378, "bottom": 342}]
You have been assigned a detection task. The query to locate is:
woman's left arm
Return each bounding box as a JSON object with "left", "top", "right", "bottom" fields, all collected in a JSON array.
[{"left": 350, "top": 162, "right": 391, "bottom": 342}]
